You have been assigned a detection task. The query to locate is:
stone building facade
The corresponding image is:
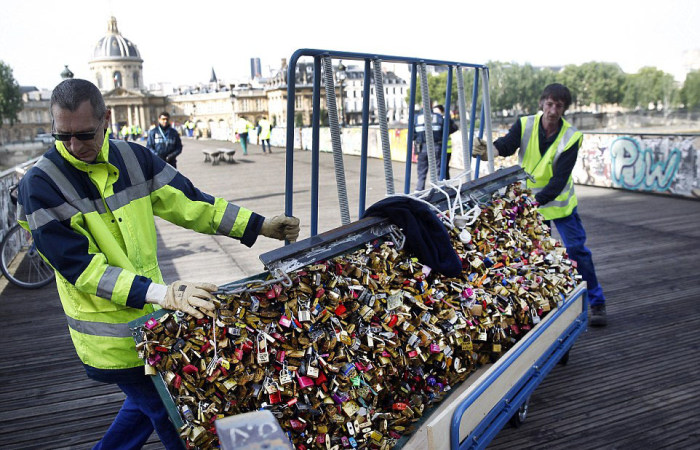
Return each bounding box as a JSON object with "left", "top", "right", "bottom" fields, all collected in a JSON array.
[{"left": 3, "top": 16, "right": 410, "bottom": 146}]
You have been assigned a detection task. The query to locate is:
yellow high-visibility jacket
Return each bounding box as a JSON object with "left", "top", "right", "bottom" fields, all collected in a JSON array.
[
  {"left": 519, "top": 112, "right": 582, "bottom": 220},
  {"left": 17, "top": 137, "right": 263, "bottom": 382}
]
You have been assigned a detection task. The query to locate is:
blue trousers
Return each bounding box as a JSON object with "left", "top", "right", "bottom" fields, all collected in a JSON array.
[
  {"left": 261, "top": 138, "right": 271, "bottom": 153},
  {"left": 550, "top": 207, "right": 606, "bottom": 306},
  {"left": 94, "top": 379, "right": 185, "bottom": 450}
]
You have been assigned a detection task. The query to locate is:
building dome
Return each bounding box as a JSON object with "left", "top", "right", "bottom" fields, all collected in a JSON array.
[
  {"left": 92, "top": 16, "right": 142, "bottom": 61},
  {"left": 89, "top": 16, "right": 144, "bottom": 92}
]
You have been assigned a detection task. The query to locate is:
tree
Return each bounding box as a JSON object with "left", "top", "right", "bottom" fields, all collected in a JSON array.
[
  {"left": 563, "top": 62, "right": 625, "bottom": 109},
  {"left": 488, "top": 61, "right": 556, "bottom": 115},
  {"left": 0, "top": 61, "right": 23, "bottom": 128},
  {"left": 409, "top": 71, "right": 460, "bottom": 110},
  {"left": 622, "top": 67, "right": 678, "bottom": 110},
  {"left": 680, "top": 69, "right": 700, "bottom": 110}
]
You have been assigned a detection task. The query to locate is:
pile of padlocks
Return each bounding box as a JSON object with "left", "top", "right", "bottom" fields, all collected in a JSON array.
[{"left": 136, "top": 184, "right": 579, "bottom": 449}]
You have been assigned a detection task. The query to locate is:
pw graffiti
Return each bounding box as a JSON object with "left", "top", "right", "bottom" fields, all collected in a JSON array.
[
  {"left": 572, "top": 133, "right": 700, "bottom": 199},
  {"left": 610, "top": 137, "right": 682, "bottom": 191}
]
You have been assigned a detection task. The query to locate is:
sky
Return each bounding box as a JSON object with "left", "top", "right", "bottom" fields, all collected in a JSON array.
[{"left": 1, "top": 0, "right": 699, "bottom": 90}]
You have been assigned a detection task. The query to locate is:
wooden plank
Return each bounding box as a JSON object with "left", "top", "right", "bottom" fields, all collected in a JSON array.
[{"left": 1, "top": 141, "right": 699, "bottom": 449}]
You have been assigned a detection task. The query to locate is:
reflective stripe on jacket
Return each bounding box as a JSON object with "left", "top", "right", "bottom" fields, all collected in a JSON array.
[
  {"left": 519, "top": 112, "right": 582, "bottom": 220},
  {"left": 17, "top": 137, "right": 263, "bottom": 382},
  {"left": 413, "top": 112, "right": 444, "bottom": 145}
]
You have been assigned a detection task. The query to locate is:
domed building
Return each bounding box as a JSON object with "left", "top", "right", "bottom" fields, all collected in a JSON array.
[
  {"left": 90, "top": 16, "right": 165, "bottom": 138},
  {"left": 90, "top": 16, "right": 143, "bottom": 91}
]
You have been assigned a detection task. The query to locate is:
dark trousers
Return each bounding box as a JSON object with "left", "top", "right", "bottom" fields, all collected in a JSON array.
[
  {"left": 550, "top": 207, "right": 606, "bottom": 306},
  {"left": 415, "top": 145, "right": 450, "bottom": 191},
  {"left": 93, "top": 378, "right": 185, "bottom": 450},
  {"left": 261, "top": 138, "right": 271, "bottom": 153}
]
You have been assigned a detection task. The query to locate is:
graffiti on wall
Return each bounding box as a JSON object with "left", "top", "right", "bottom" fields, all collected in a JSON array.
[
  {"left": 274, "top": 126, "right": 700, "bottom": 199},
  {"left": 609, "top": 137, "right": 682, "bottom": 191},
  {"left": 573, "top": 134, "right": 700, "bottom": 199}
]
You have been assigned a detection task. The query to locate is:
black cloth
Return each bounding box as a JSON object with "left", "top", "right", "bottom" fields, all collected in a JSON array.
[
  {"left": 494, "top": 116, "right": 579, "bottom": 205},
  {"left": 362, "top": 196, "right": 462, "bottom": 277}
]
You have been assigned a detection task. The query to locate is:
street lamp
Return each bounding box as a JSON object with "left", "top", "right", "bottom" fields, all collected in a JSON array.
[{"left": 336, "top": 60, "right": 347, "bottom": 126}]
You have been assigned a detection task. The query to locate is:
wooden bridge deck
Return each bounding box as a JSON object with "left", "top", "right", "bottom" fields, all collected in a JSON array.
[{"left": 1, "top": 138, "right": 698, "bottom": 449}]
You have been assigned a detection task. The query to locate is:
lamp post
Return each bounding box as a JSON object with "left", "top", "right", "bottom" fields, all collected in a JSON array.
[{"left": 336, "top": 60, "right": 347, "bottom": 126}]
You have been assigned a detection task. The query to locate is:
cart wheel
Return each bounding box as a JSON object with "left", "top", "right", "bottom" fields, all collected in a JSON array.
[
  {"left": 509, "top": 397, "right": 530, "bottom": 428},
  {"left": 558, "top": 350, "right": 570, "bottom": 366}
]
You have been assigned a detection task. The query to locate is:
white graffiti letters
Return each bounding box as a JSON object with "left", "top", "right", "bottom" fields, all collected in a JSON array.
[{"left": 610, "top": 137, "right": 681, "bottom": 192}]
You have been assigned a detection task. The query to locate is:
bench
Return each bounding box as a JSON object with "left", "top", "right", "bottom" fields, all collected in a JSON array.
[
  {"left": 202, "top": 150, "right": 223, "bottom": 165},
  {"left": 224, "top": 149, "right": 236, "bottom": 163}
]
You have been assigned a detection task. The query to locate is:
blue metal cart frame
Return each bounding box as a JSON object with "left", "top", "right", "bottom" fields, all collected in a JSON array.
[
  {"left": 399, "top": 284, "right": 588, "bottom": 450},
  {"left": 129, "top": 49, "right": 589, "bottom": 450}
]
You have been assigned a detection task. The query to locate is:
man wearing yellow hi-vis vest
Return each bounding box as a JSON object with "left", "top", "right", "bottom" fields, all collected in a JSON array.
[
  {"left": 17, "top": 79, "right": 300, "bottom": 449},
  {"left": 473, "top": 83, "right": 607, "bottom": 326}
]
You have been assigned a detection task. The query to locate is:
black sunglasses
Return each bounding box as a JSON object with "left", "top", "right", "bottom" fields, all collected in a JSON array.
[{"left": 52, "top": 122, "right": 102, "bottom": 142}]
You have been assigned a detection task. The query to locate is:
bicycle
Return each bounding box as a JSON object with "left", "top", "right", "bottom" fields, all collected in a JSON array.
[{"left": 0, "top": 184, "right": 55, "bottom": 289}]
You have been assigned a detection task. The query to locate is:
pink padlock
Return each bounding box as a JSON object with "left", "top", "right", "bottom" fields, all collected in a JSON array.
[
  {"left": 297, "top": 373, "right": 315, "bottom": 389},
  {"left": 279, "top": 315, "right": 292, "bottom": 327}
]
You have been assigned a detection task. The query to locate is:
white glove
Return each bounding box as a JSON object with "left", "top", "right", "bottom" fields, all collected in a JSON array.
[
  {"left": 157, "top": 280, "right": 217, "bottom": 319},
  {"left": 260, "top": 215, "right": 300, "bottom": 242},
  {"left": 472, "top": 138, "right": 498, "bottom": 161}
]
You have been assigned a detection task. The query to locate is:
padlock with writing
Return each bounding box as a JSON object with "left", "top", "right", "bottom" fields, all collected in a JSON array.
[{"left": 256, "top": 332, "right": 269, "bottom": 364}]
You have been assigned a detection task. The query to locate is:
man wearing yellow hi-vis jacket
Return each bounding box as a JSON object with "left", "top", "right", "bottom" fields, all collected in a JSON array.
[
  {"left": 17, "top": 79, "right": 300, "bottom": 449},
  {"left": 473, "top": 83, "right": 607, "bottom": 327}
]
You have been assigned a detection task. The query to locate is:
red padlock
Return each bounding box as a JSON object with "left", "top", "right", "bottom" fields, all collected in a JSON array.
[
  {"left": 269, "top": 391, "right": 281, "bottom": 404},
  {"left": 289, "top": 419, "right": 307, "bottom": 432},
  {"left": 314, "top": 370, "right": 327, "bottom": 385},
  {"left": 182, "top": 364, "right": 198, "bottom": 375}
]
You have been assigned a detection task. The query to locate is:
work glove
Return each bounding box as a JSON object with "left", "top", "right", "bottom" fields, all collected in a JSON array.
[
  {"left": 161, "top": 280, "right": 217, "bottom": 319},
  {"left": 472, "top": 138, "right": 497, "bottom": 161},
  {"left": 260, "top": 215, "right": 301, "bottom": 242}
]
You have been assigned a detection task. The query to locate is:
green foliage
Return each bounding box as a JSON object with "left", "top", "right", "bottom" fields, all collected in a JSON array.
[
  {"left": 404, "top": 61, "right": 681, "bottom": 115},
  {"left": 488, "top": 61, "right": 556, "bottom": 114},
  {"left": 680, "top": 70, "right": 700, "bottom": 109},
  {"left": 409, "top": 71, "right": 460, "bottom": 110},
  {"left": 622, "top": 66, "right": 678, "bottom": 110},
  {"left": 0, "top": 61, "right": 23, "bottom": 128},
  {"left": 558, "top": 62, "right": 625, "bottom": 107}
]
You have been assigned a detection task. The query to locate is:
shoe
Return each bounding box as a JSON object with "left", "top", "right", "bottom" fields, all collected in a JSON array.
[{"left": 590, "top": 304, "right": 607, "bottom": 327}]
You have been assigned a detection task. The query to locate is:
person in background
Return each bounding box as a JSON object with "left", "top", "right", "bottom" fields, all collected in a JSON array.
[
  {"left": 473, "top": 83, "right": 607, "bottom": 326},
  {"left": 234, "top": 116, "right": 254, "bottom": 155},
  {"left": 433, "top": 104, "right": 458, "bottom": 180},
  {"left": 17, "top": 78, "right": 301, "bottom": 449},
  {"left": 412, "top": 104, "right": 457, "bottom": 191},
  {"left": 258, "top": 116, "right": 273, "bottom": 154},
  {"left": 147, "top": 112, "right": 182, "bottom": 168},
  {"left": 120, "top": 124, "right": 129, "bottom": 140}
]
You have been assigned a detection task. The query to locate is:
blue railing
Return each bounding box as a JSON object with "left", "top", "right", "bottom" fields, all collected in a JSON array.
[{"left": 283, "top": 49, "right": 489, "bottom": 236}]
